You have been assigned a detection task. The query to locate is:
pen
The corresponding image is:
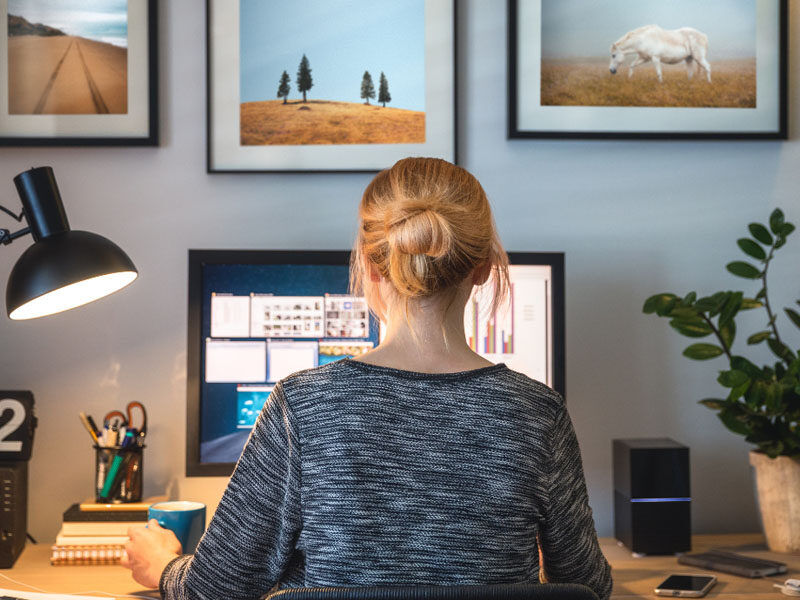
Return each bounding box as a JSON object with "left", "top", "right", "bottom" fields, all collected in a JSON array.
[
  {"left": 86, "top": 414, "right": 100, "bottom": 437},
  {"left": 79, "top": 412, "right": 99, "bottom": 445}
]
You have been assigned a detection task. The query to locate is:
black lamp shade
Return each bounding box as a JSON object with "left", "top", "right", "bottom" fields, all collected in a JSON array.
[{"left": 6, "top": 230, "right": 138, "bottom": 320}]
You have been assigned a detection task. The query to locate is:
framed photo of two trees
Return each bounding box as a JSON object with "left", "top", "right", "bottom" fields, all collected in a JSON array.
[
  {"left": 509, "top": 0, "right": 787, "bottom": 140},
  {"left": 207, "top": 0, "right": 456, "bottom": 173}
]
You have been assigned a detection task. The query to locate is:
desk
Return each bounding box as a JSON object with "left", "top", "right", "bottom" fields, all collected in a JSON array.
[
  {"left": 603, "top": 534, "right": 800, "bottom": 599},
  {"left": 0, "top": 544, "right": 152, "bottom": 598},
  {"left": 0, "top": 535, "right": 797, "bottom": 599}
]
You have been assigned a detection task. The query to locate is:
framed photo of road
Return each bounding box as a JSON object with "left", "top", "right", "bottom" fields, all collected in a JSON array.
[
  {"left": 0, "top": 0, "right": 158, "bottom": 146},
  {"left": 207, "top": 0, "right": 456, "bottom": 173},
  {"left": 508, "top": 0, "right": 787, "bottom": 140}
]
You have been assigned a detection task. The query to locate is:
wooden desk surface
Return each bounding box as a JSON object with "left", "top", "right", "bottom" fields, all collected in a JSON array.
[
  {"left": 0, "top": 534, "right": 797, "bottom": 599},
  {"left": 602, "top": 534, "right": 800, "bottom": 599},
  {"left": 0, "top": 543, "right": 153, "bottom": 598}
]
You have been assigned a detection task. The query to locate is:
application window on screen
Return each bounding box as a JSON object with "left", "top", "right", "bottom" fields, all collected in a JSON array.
[{"left": 205, "top": 293, "right": 375, "bottom": 386}]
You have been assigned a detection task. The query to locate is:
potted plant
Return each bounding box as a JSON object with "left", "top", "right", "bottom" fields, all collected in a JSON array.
[{"left": 643, "top": 209, "right": 800, "bottom": 553}]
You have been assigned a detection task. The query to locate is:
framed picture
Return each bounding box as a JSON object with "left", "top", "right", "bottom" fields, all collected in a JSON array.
[
  {"left": 0, "top": 0, "right": 158, "bottom": 146},
  {"left": 207, "top": 0, "right": 456, "bottom": 173},
  {"left": 509, "top": 0, "right": 787, "bottom": 140}
]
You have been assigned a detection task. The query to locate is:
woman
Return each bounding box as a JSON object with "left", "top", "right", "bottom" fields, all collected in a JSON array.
[{"left": 122, "top": 158, "right": 612, "bottom": 600}]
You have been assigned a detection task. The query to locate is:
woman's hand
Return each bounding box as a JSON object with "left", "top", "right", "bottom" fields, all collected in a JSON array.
[{"left": 120, "top": 519, "right": 182, "bottom": 589}]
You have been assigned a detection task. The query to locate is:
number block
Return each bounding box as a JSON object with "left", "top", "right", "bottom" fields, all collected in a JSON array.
[{"left": 0, "top": 392, "right": 36, "bottom": 462}]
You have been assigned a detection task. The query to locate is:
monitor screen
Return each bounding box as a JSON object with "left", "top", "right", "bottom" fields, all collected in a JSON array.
[{"left": 186, "top": 250, "right": 564, "bottom": 476}]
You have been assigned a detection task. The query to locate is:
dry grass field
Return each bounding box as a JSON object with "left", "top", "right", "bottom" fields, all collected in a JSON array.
[
  {"left": 541, "top": 58, "right": 755, "bottom": 108},
  {"left": 240, "top": 100, "right": 425, "bottom": 145}
]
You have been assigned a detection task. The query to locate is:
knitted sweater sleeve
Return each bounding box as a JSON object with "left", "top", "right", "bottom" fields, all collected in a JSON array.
[
  {"left": 538, "top": 400, "right": 613, "bottom": 600},
  {"left": 160, "top": 382, "right": 301, "bottom": 600}
]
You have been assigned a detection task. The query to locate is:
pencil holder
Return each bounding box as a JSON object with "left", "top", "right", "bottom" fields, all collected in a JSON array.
[{"left": 94, "top": 445, "right": 144, "bottom": 503}]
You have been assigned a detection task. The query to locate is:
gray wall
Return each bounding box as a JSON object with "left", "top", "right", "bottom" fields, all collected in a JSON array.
[{"left": 0, "top": 1, "right": 798, "bottom": 543}]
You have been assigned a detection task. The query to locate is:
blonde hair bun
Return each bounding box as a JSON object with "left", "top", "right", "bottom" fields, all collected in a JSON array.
[{"left": 351, "top": 157, "right": 509, "bottom": 317}]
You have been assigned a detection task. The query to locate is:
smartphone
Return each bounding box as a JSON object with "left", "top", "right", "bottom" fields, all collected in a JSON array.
[{"left": 654, "top": 574, "right": 717, "bottom": 597}]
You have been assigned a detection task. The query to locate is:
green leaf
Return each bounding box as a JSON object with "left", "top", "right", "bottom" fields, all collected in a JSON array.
[
  {"left": 669, "top": 306, "right": 699, "bottom": 319},
  {"left": 726, "top": 261, "right": 761, "bottom": 279},
  {"left": 681, "top": 291, "right": 697, "bottom": 306},
  {"left": 756, "top": 288, "right": 767, "bottom": 300},
  {"left": 718, "top": 407, "right": 751, "bottom": 435},
  {"left": 747, "top": 331, "right": 771, "bottom": 345},
  {"left": 764, "top": 382, "right": 782, "bottom": 413},
  {"left": 767, "top": 338, "right": 795, "bottom": 362},
  {"left": 745, "top": 381, "right": 766, "bottom": 408},
  {"left": 643, "top": 293, "right": 678, "bottom": 316},
  {"left": 740, "top": 298, "right": 763, "bottom": 310},
  {"left": 737, "top": 238, "right": 767, "bottom": 260},
  {"left": 720, "top": 320, "right": 736, "bottom": 349},
  {"left": 719, "top": 291, "right": 743, "bottom": 328},
  {"left": 694, "top": 296, "right": 717, "bottom": 312},
  {"left": 731, "top": 355, "right": 762, "bottom": 378},
  {"left": 775, "top": 237, "right": 787, "bottom": 249},
  {"left": 683, "top": 343, "right": 725, "bottom": 360},
  {"left": 785, "top": 308, "right": 800, "bottom": 331},
  {"left": 718, "top": 369, "right": 750, "bottom": 388},
  {"left": 780, "top": 222, "right": 796, "bottom": 237},
  {"left": 669, "top": 318, "right": 713, "bottom": 338},
  {"left": 749, "top": 223, "right": 773, "bottom": 245},
  {"left": 710, "top": 292, "right": 731, "bottom": 317},
  {"left": 769, "top": 208, "right": 785, "bottom": 235},
  {"left": 699, "top": 398, "right": 726, "bottom": 410},
  {"left": 728, "top": 381, "right": 750, "bottom": 402}
]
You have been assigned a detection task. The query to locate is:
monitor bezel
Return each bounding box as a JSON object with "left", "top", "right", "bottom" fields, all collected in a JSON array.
[{"left": 186, "top": 249, "right": 565, "bottom": 477}]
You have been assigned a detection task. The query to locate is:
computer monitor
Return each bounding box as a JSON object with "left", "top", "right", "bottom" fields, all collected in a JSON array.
[{"left": 186, "top": 250, "right": 564, "bottom": 476}]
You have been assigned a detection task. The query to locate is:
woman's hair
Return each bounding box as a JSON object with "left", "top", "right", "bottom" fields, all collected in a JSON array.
[{"left": 350, "top": 157, "right": 509, "bottom": 324}]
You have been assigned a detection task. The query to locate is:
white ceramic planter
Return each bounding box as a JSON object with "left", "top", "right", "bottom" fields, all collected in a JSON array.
[{"left": 749, "top": 450, "right": 800, "bottom": 553}]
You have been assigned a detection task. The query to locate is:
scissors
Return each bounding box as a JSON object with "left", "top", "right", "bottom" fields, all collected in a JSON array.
[{"left": 104, "top": 401, "right": 147, "bottom": 443}]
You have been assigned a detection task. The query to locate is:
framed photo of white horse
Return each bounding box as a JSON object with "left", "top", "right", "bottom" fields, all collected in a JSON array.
[
  {"left": 207, "top": 0, "right": 456, "bottom": 173},
  {"left": 508, "top": 0, "right": 787, "bottom": 139}
]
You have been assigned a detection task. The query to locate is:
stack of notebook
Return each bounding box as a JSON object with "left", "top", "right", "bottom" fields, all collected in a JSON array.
[{"left": 50, "top": 498, "right": 163, "bottom": 565}]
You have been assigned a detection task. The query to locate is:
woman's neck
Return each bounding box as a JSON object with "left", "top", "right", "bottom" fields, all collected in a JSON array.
[{"left": 355, "top": 290, "right": 494, "bottom": 373}]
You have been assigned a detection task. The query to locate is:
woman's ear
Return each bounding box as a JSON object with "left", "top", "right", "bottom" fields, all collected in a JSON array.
[
  {"left": 368, "top": 262, "right": 382, "bottom": 283},
  {"left": 471, "top": 262, "right": 492, "bottom": 286}
]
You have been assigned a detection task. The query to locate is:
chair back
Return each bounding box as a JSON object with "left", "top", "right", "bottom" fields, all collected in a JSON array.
[{"left": 266, "top": 583, "right": 599, "bottom": 600}]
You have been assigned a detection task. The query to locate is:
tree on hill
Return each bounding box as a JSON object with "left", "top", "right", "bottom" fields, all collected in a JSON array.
[
  {"left": 277, "top": 70, "right": 291, "bottom": 104},
  {"left": 296, "top": 54, "right": 313, "bottom": 103},
  {"left": 378, "top": 72, "right": 391, "bottom": 107},
  {"left": 361, "top": 71, "right": 376, "bottom": 105}
]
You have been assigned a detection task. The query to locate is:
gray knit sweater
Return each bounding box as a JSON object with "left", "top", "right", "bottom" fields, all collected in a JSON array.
[{"left": 161, "top": 359, "right": 612, "bottom": 600}]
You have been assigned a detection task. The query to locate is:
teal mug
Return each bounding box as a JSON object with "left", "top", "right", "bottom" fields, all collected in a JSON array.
[{"left": 148, "top": 501, "right": 206, "bottom": 554}]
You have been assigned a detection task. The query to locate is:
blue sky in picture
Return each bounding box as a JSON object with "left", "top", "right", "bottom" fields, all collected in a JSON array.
[
  {"left": 240, "top": 0, "right": 426, "bottom": 111},
  {"left": 542, "top": 0, "right": 756, "bottom": 60},
  {"left": 8, "top": 0, "right": 128, "bottom": 47}
]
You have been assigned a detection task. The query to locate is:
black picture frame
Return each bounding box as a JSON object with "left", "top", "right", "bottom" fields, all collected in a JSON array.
[
  {"left": 0, "top": 0, "right": 158, "bottom": 146},
  {"left": 508, "top": 0, "right": 787, "bottom": 140},
  {"left": 206, "top": 0, "right": 457, "bottom": 173}
]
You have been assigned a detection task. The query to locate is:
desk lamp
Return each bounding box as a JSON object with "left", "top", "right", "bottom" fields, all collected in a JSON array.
[{"left": 0, "top": 166, "right": 137, "bottom": 319}]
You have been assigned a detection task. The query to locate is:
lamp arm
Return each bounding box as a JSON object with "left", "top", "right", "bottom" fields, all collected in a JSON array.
[
  {"left": 0, "top": 204, "right": 24, "bottom": 222},
  {"left": 0, "top": 203, "right": 31, "bottom": 246}
]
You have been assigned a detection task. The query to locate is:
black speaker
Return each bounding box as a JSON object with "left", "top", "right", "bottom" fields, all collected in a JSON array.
[
  {"left": 613, "top": 438, "right": 691, "bottom": 555},
  {"left": 0, "top": 391, "right": 37, "bottom": 568},
  {"left": 0, "top": 463, "right": 27, "bottom": 568}
]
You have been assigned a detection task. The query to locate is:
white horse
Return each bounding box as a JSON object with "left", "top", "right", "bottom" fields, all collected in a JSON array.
[{"left": 609, "top": 25, "right": 711, "bottom": 83}]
